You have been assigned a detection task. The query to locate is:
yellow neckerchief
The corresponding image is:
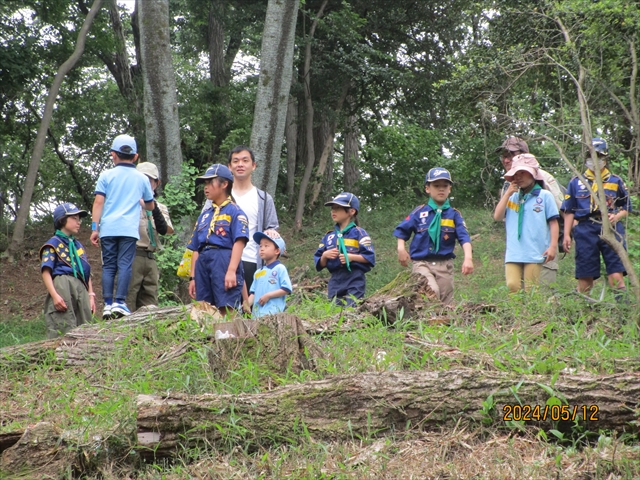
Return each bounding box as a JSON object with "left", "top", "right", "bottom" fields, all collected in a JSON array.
[
  {"left": 584, "top": 168, "right": 611, "bottom": 212},
  {"left": 208, "top": 197, "right": 232, "bottom": 236}
]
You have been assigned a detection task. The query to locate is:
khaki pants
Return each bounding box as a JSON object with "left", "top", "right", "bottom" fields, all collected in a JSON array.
[
  {"left": 539, "top": 247, "right": 559, "bottom": 286},
  {"left": 505, "top": 263, "right": 542, "bottom": 293},
  {"left": 126, "top": 254, "right": 159, "bottom": 311},
  {"left": 412, "top": 259, "right": 455, "bottom": 305},
  {"left": 44, "top": 275, "right": 92, "bottom": 339}
]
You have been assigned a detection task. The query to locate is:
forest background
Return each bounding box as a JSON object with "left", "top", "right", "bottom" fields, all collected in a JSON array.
[{"left": 1, "top": 1, "right": 640, "bottom": 478}]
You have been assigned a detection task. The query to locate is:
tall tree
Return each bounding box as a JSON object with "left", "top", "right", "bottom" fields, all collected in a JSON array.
[
  {"left": 5, "top": 0, "right": 103, "bottom": 262},
  {"left": 250, "top": 0, "right": 299, "bottom": 196},
  {"left": 137, "top": 0, "right": 183, "bottom": 182}
]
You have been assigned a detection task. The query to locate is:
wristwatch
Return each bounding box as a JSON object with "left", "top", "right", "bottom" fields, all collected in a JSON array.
[{"left": 189, "top": 276, "right": 194, "bottom": 281}]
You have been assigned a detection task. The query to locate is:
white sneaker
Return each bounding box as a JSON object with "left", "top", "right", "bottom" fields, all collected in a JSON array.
[
  {"left": 111, "top": 302, "right": 131, "bottom": 318},
  {"left": 102, "top": 304, "right": 113, "bottom": 319}
]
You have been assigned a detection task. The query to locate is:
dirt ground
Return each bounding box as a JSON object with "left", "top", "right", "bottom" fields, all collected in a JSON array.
[{"left": 0, "top": 227, "right": 104, "bottom": 321}]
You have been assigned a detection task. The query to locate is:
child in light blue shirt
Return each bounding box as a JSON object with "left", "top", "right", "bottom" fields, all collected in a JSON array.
[{"left": 246, "top": 232, "right": 292, "bottom": 318}]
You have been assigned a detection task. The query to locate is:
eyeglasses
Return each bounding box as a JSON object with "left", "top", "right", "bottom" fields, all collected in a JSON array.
[{"left": 501, "top": 150, "right": 519, "bottom": 158}]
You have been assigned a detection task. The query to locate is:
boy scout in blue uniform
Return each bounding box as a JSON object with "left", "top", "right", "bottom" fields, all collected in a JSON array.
[
  {"left": 40, "top": 203, "right": 96, "bottom": 338},
  {"left": 314, "top": 193, "right": 376, "bottom": 306},
  {"left": 187, "top": 164, "right": 249, "bottom": 314},
  {"left": 394, "top": 168, "right": 474, "bottom": 305},
  {"left": 561, "top": 138, "right": 632, "bottom": 301}
]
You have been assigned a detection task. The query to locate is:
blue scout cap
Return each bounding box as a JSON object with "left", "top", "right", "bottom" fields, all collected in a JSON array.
[
  {"left": 110, "top": 134, "right": 137, "bottom": 155},
  {"left": 53, "top": 203, "right": 88, "bottom": 225},
  {"left": 592, "top": 137, "right": 609, "bottom": 156},
  {"left": 196, "top": 164, "right": 234, "bottom": 184},
  {"left": 425, "top": 167, "right": 453, "bottom": 184},
  {"left": 324, "top": 192, "right": 360, "bottom": 213},
  {"left": 253, "top": 231, "right": 286, "bottom": 253}
]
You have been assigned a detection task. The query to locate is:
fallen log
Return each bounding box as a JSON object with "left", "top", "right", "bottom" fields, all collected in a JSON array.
[{"left": 136, "top": 368, "right": 640, "bottom": 458}]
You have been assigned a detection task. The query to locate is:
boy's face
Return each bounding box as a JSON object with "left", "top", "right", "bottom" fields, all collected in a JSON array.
[
  {"left": 258, "top": 238, "right": 279, "bottom": 262},
  {"left": 63, "top": 214, "right": 82, "bottom": 235},
  {"left": 330, "top": 205, "right": 354, "bottom": 225},
  {"left": 228, "top": 150, "right": 255, "bottom": 182},
  {"left": 425, "top": 180, "right": 452, "bottom": 205},
  {"left": 203, "top": 178, "right": 225, "bottom": 201},
  {"left": 512, "top": 170, "right": 535, "bottom": 189}
]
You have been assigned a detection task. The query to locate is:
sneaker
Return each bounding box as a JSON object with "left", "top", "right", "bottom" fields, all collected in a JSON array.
[
  {"left": 110, "top": 302, "right": 131, "bottom": 318},
  {"left": 102, "top": 304, "right": 113, "bottom": 319}
]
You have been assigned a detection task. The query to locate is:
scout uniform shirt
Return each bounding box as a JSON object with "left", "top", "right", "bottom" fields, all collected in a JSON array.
[
  {"left": 187, "top": 201, "right": 249, "bottom": 252},
  {"left": 561, "top": 171, "right": 631, "bottom": 220},
  {"left": 313, "top": 225, "right": 376, "bottom": 274},
  {"left": 393, "top": 204, "right": 471, "bottom": 260},
  {"left": 137, "top": 201, "right": 173, "bottom": 252},
  {"left": 40, "top": 235, "right": 92, "bottom": 288}
]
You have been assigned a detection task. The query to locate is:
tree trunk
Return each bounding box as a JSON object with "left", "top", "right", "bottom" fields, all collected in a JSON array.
[
  {"left": 138, "top": 0, "right": 183, "bottom": 184},
  {"left": 343, "top": 112, "right": 359, "bottom": 193},
  {"left": 308, "top": 82, "right": 350, "bottom": 208},
  {"left": 294, "top": 0, "right": 329, "bottom": 230},
  {"left": 136, "top": 368, "right": 640, "bottom": 458},
  {"left": 208, "top": 0, "right": 227, "bottom": 87},
  {"left": 250, "top": 0, "right": 299, "bottom": 197},
  {"left": 285, "top": 78, "right": 298, "bottom": 208},
  {"left": 5, "top": 0, "right": 103, "bottom": 262}
]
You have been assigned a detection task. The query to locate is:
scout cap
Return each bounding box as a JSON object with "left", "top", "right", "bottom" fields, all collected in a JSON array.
[
  {"left": 195, "top": 164, "right": 234, "bottom": 184},
  {"left": 137, "top": 162, "right": 159, "bottom": 180},
  {"left": 53, "top": 203, "right": 88, "bottom": 225},
  {"left": 494, "top": 136, "right": 529, "bottom": 154},
  {"left": 325, "top": 192, "right": 360, "bottom": 213},
  {"left": 592, "top": 137, "right": 609, "bottom": 156},
  {"left": 504, "top": 153, "right": 543, "bottom": 181},
  {"left": 253, "top": 231, "right": 286, "bottom": 253},
  {"left": 425, "top": 167, "right": 453, "bottom": 184},
  {"left": 110, "top": 134, "right": 137, "bottom": 155}
]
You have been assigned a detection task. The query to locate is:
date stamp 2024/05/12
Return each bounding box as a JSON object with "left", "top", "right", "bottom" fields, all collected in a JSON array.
[{"left": 503, "top": 404, "right": 599, "bottom": 422}]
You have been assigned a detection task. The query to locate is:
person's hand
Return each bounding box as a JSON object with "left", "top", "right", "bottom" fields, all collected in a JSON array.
[
  {"left": 224, "top": 270, "right": 237, "bottom": 290},
  {"left": 505, "top": 182, "right": 519, "bottom": 197},
  {"left": 338, "top": 253, "right": 350, "bottom": 265},
  {"left": 188, "top": 279, "right": 196, "bottom": 299},
  {"left": 90, "top": 231, "right": 100, "bottom": 247},
  {"left": 322, "top": 249, "right": 340, "bottom": 261},
  {"left": 397, "top": 248, "right": 410, "bottom": 267},
  {"left": 264, "top": 229, "right": 280, "bottom": 239},
  {"left": 461, "top": 258, "right": 474, "bottom": 275},
  {"left": 542, "top": 247, "right": 557, "bottom": 263},
  {"left": 242, "top": 301, "right": 252, "bottom": 314},
  {"left": 608, "top": 212, "right": 618, "bottom": 224},
  {"left": 258, "top": 293, "right": 271, "bottom": 306},
  {"left": 562, "top": 235, "right": 572, "bottom": 253},
  {"left": 53, "top": 293, "right": 67, "bottom": 312},
  {"left": 89, "top": 296, "right": 96, "bottom": 314}
]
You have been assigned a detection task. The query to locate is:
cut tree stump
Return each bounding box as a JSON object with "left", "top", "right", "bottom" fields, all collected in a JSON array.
[
  {"left": 207, "top": 313, "right": 324, "bottom": 380},
  {"left": 359, "top": 271, "right": 439, "bottom": 322},
  {"left": 136, "top": 368, "right": 640, "bottom": 458}
]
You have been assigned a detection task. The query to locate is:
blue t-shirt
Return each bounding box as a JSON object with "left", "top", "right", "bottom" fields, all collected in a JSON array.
[
  {"left": 504, "top": 188, "right": 559, "bottom": 263},
  {"left": 249, "top": 260, "right": 292, "bottom": 318},
  {"left": 95, "top": 163, "right": 154, "bottom": 238}
]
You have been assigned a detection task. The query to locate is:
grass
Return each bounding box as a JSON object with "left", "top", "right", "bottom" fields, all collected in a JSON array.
[{"left": 1, "top": 206, "right": 639, "bottom": 478}]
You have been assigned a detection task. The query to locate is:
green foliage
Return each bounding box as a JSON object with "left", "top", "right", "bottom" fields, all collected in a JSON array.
[{"left": 155, "top": 161, "right": 199, "bottom": 302}]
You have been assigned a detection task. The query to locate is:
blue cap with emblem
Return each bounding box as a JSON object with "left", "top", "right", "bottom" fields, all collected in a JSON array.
[
  {"left": 324, "top": 192, "right": 360, "bottom": 213},
  {"left": 253, "top": 231, "right": 286, "bottom": 254},
  {"left": 53, "top": 203, "right": 88, "bottom": 225},
  {"left": 196, "top": 164, "right": 234, "bottom": 184},
  {"left": 425, "top": 167, "right": 453, "bottom": 185},
  {"left": 592, "top": 137, "right": 609, "bottom": 156}
]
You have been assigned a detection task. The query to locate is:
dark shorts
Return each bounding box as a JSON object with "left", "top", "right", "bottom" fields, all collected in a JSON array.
[
  {"left": 328, "top": 269, "right": 366, "bottom": 307},
  {"left": 195, "top": 248, "right": 244, "bottom": 309},
  {"left": 573, "top": 219, "right": 626, "bottom": 279}
]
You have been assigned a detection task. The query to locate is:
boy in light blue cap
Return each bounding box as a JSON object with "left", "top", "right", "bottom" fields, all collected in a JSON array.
[
  {"left": 246, "top": 231, "right": 292, "bottom": 318},
  {"left": 394, "top": 168, "right": 473, "bottom": 305},
  {"left": 90, "top": 134, "right": 155, "bottom": 319}
]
